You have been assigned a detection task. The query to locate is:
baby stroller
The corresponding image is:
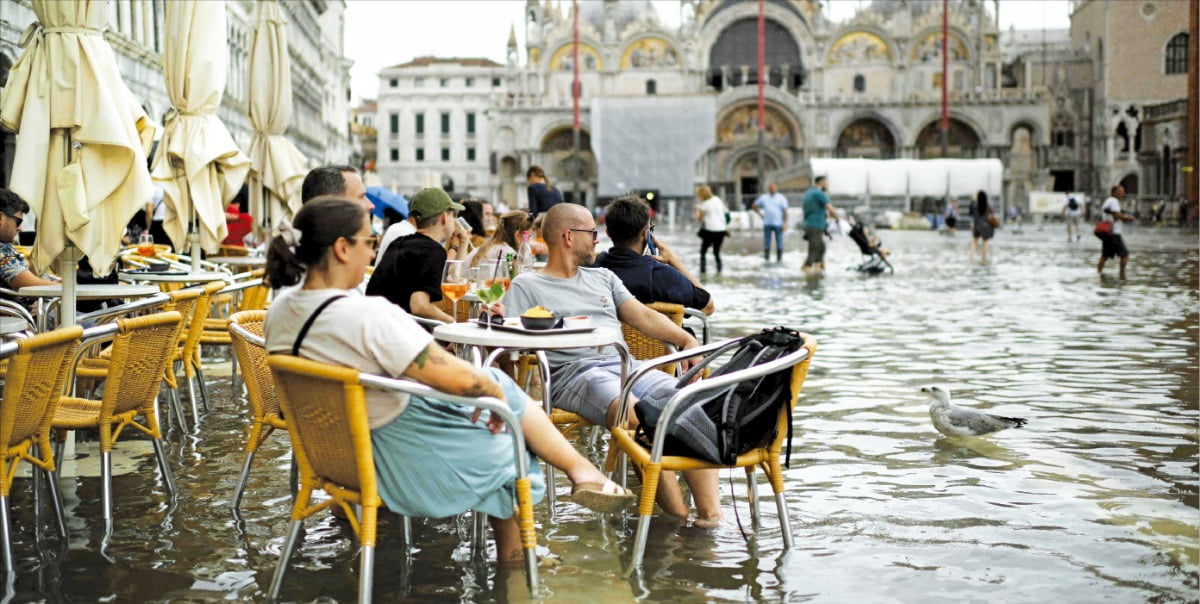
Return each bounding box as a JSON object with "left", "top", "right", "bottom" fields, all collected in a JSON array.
[{"left": 848, "top": 220, "right": 893, "bottom": 274}]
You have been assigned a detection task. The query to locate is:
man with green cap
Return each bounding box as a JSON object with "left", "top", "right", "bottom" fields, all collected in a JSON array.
[{"left": 367, "top": 187, "right": 468, "bottom": 323}]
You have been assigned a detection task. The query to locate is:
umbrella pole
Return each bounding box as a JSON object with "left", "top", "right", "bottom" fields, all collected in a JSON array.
[
  {"left": 183, "top": 177, "right": 202, "bottom": 272},
  {"left": 59, "top": 129, "right": 78, "bottom": 328}
]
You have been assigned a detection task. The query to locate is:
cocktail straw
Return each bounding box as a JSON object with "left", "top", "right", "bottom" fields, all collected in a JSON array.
[{"left": 492, "top": 252, "right": 503, "bottom": 280}]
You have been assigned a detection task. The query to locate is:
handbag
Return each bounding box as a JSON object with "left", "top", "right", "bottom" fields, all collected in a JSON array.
[
  {"left": 986, "top": 213, "right": 1001, "bottom": 228},
  {"left": 1093, "top": 220, "right": 1113, "bottom": 237}
]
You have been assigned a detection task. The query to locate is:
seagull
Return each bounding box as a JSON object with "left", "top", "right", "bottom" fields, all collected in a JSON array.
[{"left": 923, "top": 386, "right": 1027, "bottom": 438}]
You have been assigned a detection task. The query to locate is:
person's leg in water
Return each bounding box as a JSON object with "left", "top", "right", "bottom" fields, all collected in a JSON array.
[
  {"left": 604, "top": 396, "right": 722, "bottom": 528},
  {"left": 699, "top": 232, "right": 711, "bottom": 274},
  {"left": 712, "top": 232, "right": 725, "bottom": 273},
  {"left": 762, "top": 226, "right": 771, "bottom": 261}
]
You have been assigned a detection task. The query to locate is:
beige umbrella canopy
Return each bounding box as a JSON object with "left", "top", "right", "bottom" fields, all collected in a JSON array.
[
  {"left": 0, "top": 0, "right": 155, "bottom": 277},
  {"left": 151, "top": 0, "right": 251, "bottom": 258},
  {"left": 247, "top": 0, "right": 308, "bottom": 239}
]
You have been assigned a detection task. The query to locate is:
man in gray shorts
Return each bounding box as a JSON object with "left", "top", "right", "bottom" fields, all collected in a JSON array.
[{"left": 505, "top": 203, "right": 721, "bottom": 527}]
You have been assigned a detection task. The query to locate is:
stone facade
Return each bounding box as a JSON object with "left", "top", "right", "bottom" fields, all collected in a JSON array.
[
  {"left": 0, "top": 0, "right": 353, "bottom": 189},
  {"left": 373, "top": 58, "right": 506, "bottom": 196},
  {"left": 484, "top": 0, "right": 1053, "bottom": 212}
]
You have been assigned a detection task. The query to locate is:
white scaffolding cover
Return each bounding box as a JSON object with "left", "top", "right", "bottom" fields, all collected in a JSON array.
[
  {"left": 593, "top": 96, "right": 716, "bottom": 198},
  {"left": 811, "top": 158, "right": 1002, "bottom": 198}
]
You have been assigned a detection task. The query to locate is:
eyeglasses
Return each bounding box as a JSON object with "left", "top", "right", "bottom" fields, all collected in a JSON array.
[
  {"left": 2, "top": 212, "right": 22, "bottom": 228},
  {"left": 568, "top": 228, "right": 599, "bottom": 241}
]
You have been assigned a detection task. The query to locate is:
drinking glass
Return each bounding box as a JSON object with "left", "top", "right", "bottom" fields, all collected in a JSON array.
[
  {"left": 441, "top": 260, "right": 468, "bottom": 322},
  {"left": 476, "top": 258, "right": 509, "bottom": 329},
  {"left": 137, "top": 233, "right": 155, "bottom": 257}
]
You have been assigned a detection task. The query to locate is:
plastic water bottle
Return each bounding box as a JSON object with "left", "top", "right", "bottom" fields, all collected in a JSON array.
[{"left": 515, "top": 231, "right": 535, "bottom": 275}]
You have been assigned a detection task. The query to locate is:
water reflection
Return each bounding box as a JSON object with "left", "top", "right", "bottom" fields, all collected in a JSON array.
[{"left": 1, "top": 224, "right": 1195, "bottom": 601}]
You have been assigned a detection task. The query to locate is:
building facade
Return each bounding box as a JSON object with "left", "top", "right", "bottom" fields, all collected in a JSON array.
[
  {"left": 0, "top": 0, "right": 353, "bottom": 190},
  {"left": 373, "top": 57, "right": 506, "bottom": 197}
]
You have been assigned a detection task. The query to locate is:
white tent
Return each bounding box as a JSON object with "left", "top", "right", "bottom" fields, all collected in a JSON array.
[{"left": 809, "top": 158, "right": 1003, "bottom": 210}]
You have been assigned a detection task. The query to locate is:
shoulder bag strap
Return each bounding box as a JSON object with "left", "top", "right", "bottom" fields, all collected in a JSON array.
[{"left": 291, "top": 295, "right": 347, "bottom": 356}]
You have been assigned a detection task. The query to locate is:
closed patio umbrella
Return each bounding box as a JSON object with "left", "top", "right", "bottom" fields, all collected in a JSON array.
[
  {"left": 246, "top": 0, "right": 308, "bottom": 240},
  {"left": 151, "top": 0, "right": 251, "bottom": 266},
  {"left": 0, "top": 0, "right": 156, "bottom": 326}
]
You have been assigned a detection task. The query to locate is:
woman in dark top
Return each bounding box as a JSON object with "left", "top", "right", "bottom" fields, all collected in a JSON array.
[
  {"left": 969, "top": 190, "right": 994, "bottom": 263},
  {"left": 460, "top": 199, "right": 488, "bottom": 248},
  {"left": 526, "top": 165, "right": 562, "bottom": 217}
]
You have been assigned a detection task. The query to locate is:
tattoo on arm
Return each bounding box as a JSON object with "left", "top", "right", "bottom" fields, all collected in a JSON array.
[{"left": 413, "top": 348, "right": 429, "bottom": 369}]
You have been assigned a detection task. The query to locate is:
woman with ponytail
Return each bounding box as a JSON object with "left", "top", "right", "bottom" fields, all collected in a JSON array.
[{"left": 264, "top": 198, "right": 631, "bottom": 565}]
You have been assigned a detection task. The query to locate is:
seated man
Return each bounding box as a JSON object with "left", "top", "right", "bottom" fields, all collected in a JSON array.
[
  {"left": 367, "top": 187, "right": 468, "bottom": 323},
  {"left": 593, "top": 196, "right": 714, "bottom": 316},
  {"left": 301, "top": 164, "right": 373, "bottom": 211},
  {"left": 505, "top": 203, "right": 721, "bottom": 528},
  {"left": 0, "top": 189, "right": 56, "bottom": 301}
]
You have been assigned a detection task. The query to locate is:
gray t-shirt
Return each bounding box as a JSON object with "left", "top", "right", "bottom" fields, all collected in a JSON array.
[{"left": 506, "top": 267, "right": 634, "bottom": 366}]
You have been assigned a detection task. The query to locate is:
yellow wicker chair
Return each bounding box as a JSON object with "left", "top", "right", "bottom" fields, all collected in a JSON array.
[
  {"left": 266, "top": 354, "right": 540, "bottom": 600},
  {"left": 227, "top": 311, "right": 289, "bottom": 510},
  {"left": 609, "top": 332, "right": 817, "bottom": 568},
  {"left": 51, "top": 311, "right": 184, "bottom": 533},
  {"left": 620, "top": 301, "right": 686, "bottom": 375},
  {"left": 170, "top": 280, "right": 227, "bottom": 421},
  {"left": 218, "top": 244, "right": 249, "bottom": 257},
  {"left": 0, "top": 325, "right": 83, "bottom": 572},
  {"left": 434, "top": 295, "right": 473, "bottom": 323}
]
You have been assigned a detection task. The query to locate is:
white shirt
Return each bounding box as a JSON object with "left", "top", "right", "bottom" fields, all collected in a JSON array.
[
  {"left": 264, "top": 288, "right": 433, "bottom": 429},
  {"left": 375, "top": 220, "right": 416, "bottom": 266},
  {"left": 1101, "top": 196, "right": 1122, "bottom": 235},
  {"left": 699, "top": 196, "right": 728, "bottom": 232},
  {"left": 150, "top": 186, "right": 166, "bottom": 221},
  {"left": 1063, "top": 197, "right": 1082, "bottom": 217}
]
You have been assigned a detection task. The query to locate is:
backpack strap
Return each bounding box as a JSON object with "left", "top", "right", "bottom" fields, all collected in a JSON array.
[{"left": 290, "top": 295, "right": 346, "bottom": 356}]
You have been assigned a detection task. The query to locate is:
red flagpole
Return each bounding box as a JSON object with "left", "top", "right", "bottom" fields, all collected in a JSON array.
[
  {"left": 940, "top": 0, "right": 949, "bottom": 156},
  {"left": 757, "top": 0, "right": 765, "bottom": 133}
]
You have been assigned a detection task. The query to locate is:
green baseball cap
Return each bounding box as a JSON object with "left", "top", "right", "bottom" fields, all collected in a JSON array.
[{"left": 409, "top": 187, "right": 464, "bottom": 219}]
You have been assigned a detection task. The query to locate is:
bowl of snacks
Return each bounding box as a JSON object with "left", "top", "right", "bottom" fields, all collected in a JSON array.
[{"left": 520, "top": 305, "right": 558, "bottom": 330}]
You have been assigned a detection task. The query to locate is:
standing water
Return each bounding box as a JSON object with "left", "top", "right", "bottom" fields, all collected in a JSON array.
[{"left": 4, "top": 222, "right": 1197, "bottom": 602}]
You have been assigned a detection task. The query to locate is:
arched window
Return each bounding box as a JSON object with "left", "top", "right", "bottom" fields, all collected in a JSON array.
[
  {"left": 1165, "top": 33, "right": 1188, "bottom": 74},
  {"left": 1116, "top": 122, "right": 1130, "bottom": 153},
  {"left": 853, "top": 74, "right": 865, "bottom": 93},
  {"left": 1052, "top": 113, "right": 1074, "bottom": 148},
  {"left": 645, "top": 79, "right": 657, "bottom": 95}
]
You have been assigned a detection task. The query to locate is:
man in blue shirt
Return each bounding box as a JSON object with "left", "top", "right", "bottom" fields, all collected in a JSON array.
[
  {"left": 752, "top": 182, "right": 789, "bottom": 262},
  {"left": 593, "top": 196, "right": 714, "bottom": 316},
  {"left": 801, "top": 175, "right": 838, "bottom": 274}
]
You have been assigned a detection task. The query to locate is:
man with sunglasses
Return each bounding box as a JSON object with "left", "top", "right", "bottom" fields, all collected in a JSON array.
[
  {"left": 505, "top": 202, "right": 722, "bottom": 529},
  {"left": 0, "top": 189, "right": 56, "bottom": 299},
  {"left": 593, "top": 196, "right": 714, "bottom": 316},
  {"left": 367, "top": 187, "right": 468, "bottom": 323}
]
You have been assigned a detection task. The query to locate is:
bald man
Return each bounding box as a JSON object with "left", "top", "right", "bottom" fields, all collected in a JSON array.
[{"left": 504, "top": 203, "right": 721, "bottom": 527}]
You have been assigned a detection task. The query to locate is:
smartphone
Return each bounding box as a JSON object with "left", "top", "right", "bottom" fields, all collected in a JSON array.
[
  {"left": 456, "top": 216, "right": 472, "bottom": 233},
  {"left": 645, "top": 232, "right": 658, "bottom": 256}
]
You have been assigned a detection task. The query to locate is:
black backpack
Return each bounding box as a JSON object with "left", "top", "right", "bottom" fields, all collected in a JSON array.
[
  {"left": 634, "top": 327, "right": 805, "bottom": 465},
  {"left": 1067, "top": 197, "right": 1079, "bottom": 211}
]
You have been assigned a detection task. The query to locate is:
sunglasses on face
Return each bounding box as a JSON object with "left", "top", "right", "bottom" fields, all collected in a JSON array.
[{"left": 2, "top": 213, "right": 23, "bottom": 228}]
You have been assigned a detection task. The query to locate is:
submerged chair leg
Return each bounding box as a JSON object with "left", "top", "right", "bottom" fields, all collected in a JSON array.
[
  {"left": 101, "top": 451, "right": 114, "bottom": 534},
  {"left": 774, "top": 491, "right": 794, "bottom": 549},
  {"left": 168, "top": 386, "right": 189, "bottom": 433},
  {"left": 631, "top": 462, "right": 663, "bottom": 568},
  {"left": 231, "top": 449, "right": 257, "bottom": 510},
  {"left": 0, "top": 496, "right": 12, "bottom": 573},
  {"left": 268, "top": 519, "right": 303, "bottom": 600},
  {"left": 196, "top": 365, "right": 212, "bottom": 412},
  {"left": 44, "top": 468, "right": 68, "bottom": 540},
  {"left": 746, "top": 468, "right": 761, "bottom": 530},
  {"left": 183, "top": 376, "right": 201, "bottom": 426},
  {"left": 152, "top": 438, "right": 176, "bottom": 496},
  {"left": 359, "top": 545, "right": 375, "bottom": 603}
]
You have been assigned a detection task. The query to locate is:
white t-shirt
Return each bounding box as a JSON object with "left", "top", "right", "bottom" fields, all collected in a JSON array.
[
  {"left": 374, "top": 220, "right": 416, "bottom": 266},
  {"left": 699, "top": 196, "right": 728, "bottom": 232},
  {"left": 264, "top": 287, "right": 434, "bottom": 429},
  {"left": 150, "top": 186, "right": 166, "bottom": 221},
  {"left": 1063, "top": 197, "right": 1082, "bottom": 217},
  {"left": 1101, "top": 196, "right": 1122, "bottom": 235}
]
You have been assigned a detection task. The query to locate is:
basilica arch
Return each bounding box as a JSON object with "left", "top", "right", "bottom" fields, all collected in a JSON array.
[
  {"left": 705, "top": 101, "right": 803, "bottom": 207},
  {"left": 538, "top": 125, "right": 595, "bottom": 203},
  {"left": 914, "top": 117, "right": 983, "bottom": 158},
  {"left": 835, "top": 115, "right": 898, "bottom": 159},
  {"left": 707, "top": 17, "right": 804, "bottom": 90}
]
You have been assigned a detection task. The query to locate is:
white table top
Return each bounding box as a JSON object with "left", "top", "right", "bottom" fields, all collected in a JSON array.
[
  {"left": 18, "top": 283, "right": 161, "bottom": 299},
  {"left": 118, "top": 270, "right": 229, "bottom": 283},
  {"left": 207, "top": 256, "right": 265, "bottom": 266},
  {"left": 0, "top": 316, "right": 30, "bottom": 335},
  {"left": 433, "top": 321, "right": 622, "bottom": 350}
]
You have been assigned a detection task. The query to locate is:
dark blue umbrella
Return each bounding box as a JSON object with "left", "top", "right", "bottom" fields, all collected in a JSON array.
[{"left": 366, "top": 186, "right": 408, "bottom": 219}]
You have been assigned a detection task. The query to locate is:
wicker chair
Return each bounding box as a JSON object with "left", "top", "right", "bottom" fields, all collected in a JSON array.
[
  {"left": 200, "top": 273, "right": 268, "bottom": 387},
  {"left": 620, "top": 301, "right": 687, "bottom": 375},
  {"left": 267, "top": 354, "right": 540, "bottom": 600},
  {"left": 227, "top": 311, "right": 289, "bottom": 510},
  {"left": 170, "top": 280, "right": 227, "bottom": 421},
  {"left": 51, "top": 311, "right": 184, "bottom": 534},
  {"left": 0, "top": 326, "right": 83, "bottom": 572},
  {"left": 608, "top": 333, "right": 817, "bottom": 568},
  {"left": 434, "top": 295, "right": 473, "bottom": 323}
]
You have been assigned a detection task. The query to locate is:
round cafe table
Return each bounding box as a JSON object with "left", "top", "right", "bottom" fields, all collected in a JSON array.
[
  {"left": 19, "top": 283, "right": 161, "bottom": 332},
  {"left": 432, "top": 321, "right": 629, "bottom": 518},
  {"left": 118, "top": 270, "right": 229, "bottom": 285},
  {"left": 207, "top": 256, "right": 265, "bottom": 268}
]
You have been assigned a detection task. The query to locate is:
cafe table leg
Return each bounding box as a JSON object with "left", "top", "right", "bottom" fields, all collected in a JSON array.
[{"left": 534, "top": 351, "right": 556, "bottom": 519}]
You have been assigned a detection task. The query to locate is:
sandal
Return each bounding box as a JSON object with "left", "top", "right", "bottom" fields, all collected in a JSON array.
[{"left": 568, "top": 479, "right": 636, "bottom": 514}]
